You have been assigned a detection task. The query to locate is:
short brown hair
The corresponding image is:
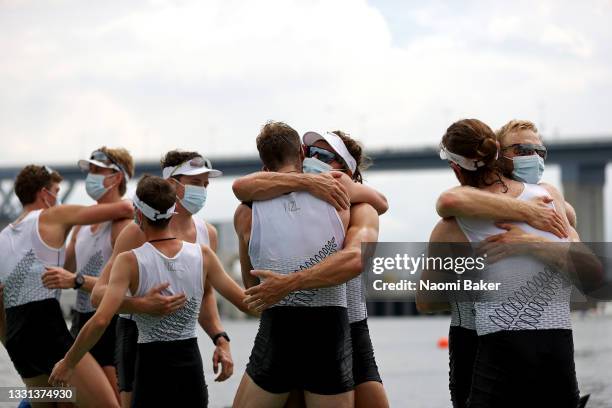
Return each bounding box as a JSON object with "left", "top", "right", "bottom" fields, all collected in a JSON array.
[
  {"left": 496, "top": 119, "right": 539, "bottom": 146},
  {"left": 331, "top": 130, "right": 372, "bottom": 184},
  {"left": 97, "top": 146, "right": 134, "bottom": 196},
  {"left": 15, "top": 165, "right": 63, "bottom": 205},
  {"left": 135, "top": 175, "right": 176, "bottom": 229},
  {"left": 256, "top": 121, "right": 301, "bottom": 171},
  {"left": 441, "top": 119, "right": 503, "bottom": 189},
  {"left": 160, "top": 150, "right": 202, "bottom": 180}
]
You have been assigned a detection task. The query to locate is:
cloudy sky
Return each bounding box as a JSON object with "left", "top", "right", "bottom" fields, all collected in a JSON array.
[
  {"left": 1, "top": 0, "right": 611, "bottom": 240},
  {"left": 1, "top": 0, "right": 611, "bottom": 164}
]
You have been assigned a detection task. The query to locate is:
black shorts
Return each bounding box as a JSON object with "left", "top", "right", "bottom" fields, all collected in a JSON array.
[
  {"left": 132, "top": 338, "right": 208, "bottom": 408},
  {"left": 448, "top": 326, "right": 478, "bottom": 408},
  {"left": 5, "top": 298, "right": 73, "bottom": 379},
  {"left": 468, "top": 329, "right": 579, "bottom": 408},
  {"left": 115, "top": 316, "right": 138, "bottom": 392},
  {"left": 350, "top": 318, "right": 382, "bottom": 385},
  {"left": 246, "top": 306, "right": 353, "bottom": 395},
  {"left": 71, "top": 311, "right": 118, "bottom": 368}
]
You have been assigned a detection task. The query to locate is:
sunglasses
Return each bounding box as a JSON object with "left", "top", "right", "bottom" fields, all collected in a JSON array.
[
  {"left": 306, "top": 146, "right": 342, "bottom": 165},
  {"left": 502, "top": 143, "right": 547, "bottom": 160},
  {"left": 168, "top": 156, "right": 212, "bottom": 178},
  {"left": 43, "top": 165, "right": 56, "bottom": 175},
  {"left": 90, "top": 150, "right": 126, "bottom": 174}
]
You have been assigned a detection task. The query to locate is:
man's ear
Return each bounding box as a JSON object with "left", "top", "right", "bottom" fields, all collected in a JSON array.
[
  {"left": 109, "top": 171, "right": 123, "bottom": 188},
  {"left": 36, "top": 188, "right": 47, "bottom": 205},
  {"left": 300, "top": 145, "right": 306, "bottom": 161}
]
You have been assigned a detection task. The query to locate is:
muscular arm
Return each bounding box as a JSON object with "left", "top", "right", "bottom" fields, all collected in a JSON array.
[
  {"left": 42, "top": 200, "right": 133, "bottom": 230},
  {"left": 416, "top": 219, "right": 468, "bottom": 313},
  {"left": 437, "top": 185, "right": 567, "bottom": 238},
  {"left": 43, "top": 225, "right": 99, "bottom": 291},
  {"left": 232, "top": 171, "right": 348, "bottom": 210},
  {"left": 198, "top": 223, "right": 225, "bottom": 338},
  {"left": 233, "top": 171, "right": 388, "bottom": 214},
  {"left": 63, "top": 252, "right": 134, "bottom": 368},
  {"left": 539, "top": 183, "right": 572, "bottom": 228},
  {"left": 234, "top": 204, "right": 258, "bottom": 289},
  {"left": 341, "top": 176, "right": 388, "bottom": 215},
  {"left": 202, "top": 246, "right": 253, "bottom": 316},
  {"left": 63, "top": 226, "right": 79, "bottom": 273}
]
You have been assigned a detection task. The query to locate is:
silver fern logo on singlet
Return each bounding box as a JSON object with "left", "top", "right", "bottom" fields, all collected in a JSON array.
[
  {"left": 4, "top": 250, "right": 37, "bottom": 307},
  {"left": 278, "top": 237, "right": 339, "bottom": 307},
  {"left": 136, "top": 296, "right": 201, "bottom": 343},
  {"left": 76, "top": 251, "right": 104, "bottom": 312},
  {"left": 3, "top": 249, "right": 59, "bottom": 308},
  {"left": 487, "top": 266, "right": 568, "bottom": 330}
]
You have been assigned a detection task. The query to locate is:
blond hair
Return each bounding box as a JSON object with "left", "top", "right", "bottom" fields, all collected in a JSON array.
[
  {"left": 496, "top": 120, "right": 540, "bottom": 146},
  {"left": 99, "top": 146, "right": 135, "bottom": 196}
]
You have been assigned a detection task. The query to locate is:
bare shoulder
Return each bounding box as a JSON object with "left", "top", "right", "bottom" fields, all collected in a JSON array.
[
  {"left": 111, "top": 218, "right": 133, "bottom": 241},
  {"left": 336, "top": 172, "right": 353, "bottom": 187},
  {"left": 205, "top": 222, "right": 218, "bottom": 238},
  {"left": 200, "top": 244, "right": 213, "bottom": 256},
  {"left": 430, "top": 218, "right": 465, "bottom": 242},
  {"left": 539, "top": 182, "right": 564, "bottom": 199},
  {"left": 115, "top": 250, "right": 137, "bottom": 267},
  {"left": 115, "top": 222, "right": 146, "bottom": 251},
  {"left": 350, "top": 202, "right": 378, "bottom": 218},
  {"left": 234, "top": 203, "right": 252, "bottom": 231}
]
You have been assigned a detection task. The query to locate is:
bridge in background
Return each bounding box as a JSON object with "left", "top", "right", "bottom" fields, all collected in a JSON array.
[{"left": 1, "top": 137, "right": 611, "bottom": 241}]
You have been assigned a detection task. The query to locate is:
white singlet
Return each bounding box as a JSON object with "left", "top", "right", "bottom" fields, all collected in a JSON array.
[{"left": 249, "top": 192, "right": 346, "bottom": 308}]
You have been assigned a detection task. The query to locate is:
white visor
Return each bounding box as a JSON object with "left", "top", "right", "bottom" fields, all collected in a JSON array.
[
  {"left": 133, "top": 194, "right": 177, "bottom": 221},
  {"left": 78, "top": 159, "right": 120, "bottom": 172},
  {"left": 162, "top": 156, "right": 223, "bottom": 180},
  {"left": 302, "top": 131, "right": 357, "bottom": 174},
  {"left": 78, "top": 150, "right": 130, "bottom": 181}
]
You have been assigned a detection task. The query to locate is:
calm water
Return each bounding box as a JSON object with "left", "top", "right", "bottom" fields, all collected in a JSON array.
[{"left": 1, "top": 315, "right": 611, "bottom": 408}]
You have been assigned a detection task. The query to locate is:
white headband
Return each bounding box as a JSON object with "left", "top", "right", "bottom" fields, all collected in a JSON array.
[
  {"left": 439, "top": 145, "right": 498, "bottom": 171},
  {"left": 133, "top": 194, "right": 177, "bottom": 221}
]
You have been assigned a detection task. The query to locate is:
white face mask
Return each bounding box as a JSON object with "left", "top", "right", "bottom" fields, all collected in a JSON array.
[{"left": 302, "top": 157, "right": 333, "bottom": 174}]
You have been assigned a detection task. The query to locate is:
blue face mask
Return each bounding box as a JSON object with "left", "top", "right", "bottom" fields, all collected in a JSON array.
[
  {"left": 43, "top": 188, "right": 61, "bottom": 207},
  {"left": 85, "top": 173, "right": 113, "bottom": 201},
  {"left": 510, "top": 155, "right": 545, "bottom": 184},
  {"left": 303, "top": 157, "right": 333, "bottom": 174},
  {"left": 179, "top": 184, "right": 207, "bottom": 214}
]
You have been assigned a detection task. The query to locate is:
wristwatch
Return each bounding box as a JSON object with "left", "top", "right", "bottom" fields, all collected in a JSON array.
[
  {"left": 212, "top": 331, "right": 230, "bottom": 346},
  {"left": 74, "top": 274, "right": 85, "bottom": 290}
]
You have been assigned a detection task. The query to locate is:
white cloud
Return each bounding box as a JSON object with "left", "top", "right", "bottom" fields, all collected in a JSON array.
[{"left": 0, "top": 0, "right": 611, "bottom": 166}]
